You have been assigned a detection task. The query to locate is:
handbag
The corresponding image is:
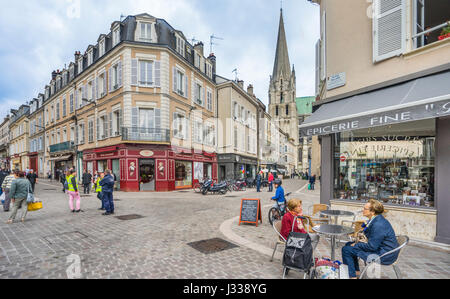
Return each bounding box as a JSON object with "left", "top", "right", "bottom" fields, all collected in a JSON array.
[
  {"left": 26, "top": 184, "right": 35, "bottom": 204},
  {"left": 28, "top": 201, "right": 43, "bottom": 212}
]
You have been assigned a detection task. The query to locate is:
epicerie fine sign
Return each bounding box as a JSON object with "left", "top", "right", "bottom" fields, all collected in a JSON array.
[{"left": 302, "top": 99, "right": 450, "bottom": 137}]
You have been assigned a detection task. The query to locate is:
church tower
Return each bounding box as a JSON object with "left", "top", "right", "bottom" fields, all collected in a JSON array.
[{"left": 268, "top": 9, "right": 298, "bottom": 145}]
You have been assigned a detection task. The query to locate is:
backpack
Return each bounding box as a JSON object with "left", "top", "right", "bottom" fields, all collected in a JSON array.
[{"left": 282, "top": 217, "right": 314, "bottom": 271}]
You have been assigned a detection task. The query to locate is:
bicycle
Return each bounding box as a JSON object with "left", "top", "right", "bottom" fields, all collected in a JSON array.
[{"left": 268, "top": 192, "right": 291, "bottom": 226}]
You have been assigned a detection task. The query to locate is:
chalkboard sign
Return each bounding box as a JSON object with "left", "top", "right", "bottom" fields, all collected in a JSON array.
[{"left": 239, "top": 199, "right": 262, "bottom": 227}]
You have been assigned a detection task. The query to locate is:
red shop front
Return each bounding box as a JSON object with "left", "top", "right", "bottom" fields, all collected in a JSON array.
[{"left": 82, "top": 144, "right": 217, "bottom": 192}]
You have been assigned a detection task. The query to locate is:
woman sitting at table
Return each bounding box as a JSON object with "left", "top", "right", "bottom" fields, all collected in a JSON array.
[
  {"left": 280, "top": 199, "right": 320, "bottom": 248},
  {"left": 342, "top": 199, "right": 399, "bottom": 279}
]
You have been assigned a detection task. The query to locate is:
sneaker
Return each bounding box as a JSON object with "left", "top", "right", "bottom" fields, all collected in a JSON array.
[
  {"left": 71, "top": 210, "right": 75, "bottom": 213},
  {"left": 75, "top": 210, "right": 81, "bottom": 213}
]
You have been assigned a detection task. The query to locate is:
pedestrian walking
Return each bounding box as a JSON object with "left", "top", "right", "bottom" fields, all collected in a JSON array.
[
  {"left": 256, "top": 171, "right": 262, "bottom": 192},
  {"left": 6, "top": 171, "right": 31, "bottom": 224},
  {"left": 26, "top": 169, "right": 38, "bottom": 192},
  {"left": 0, "top": 168, "right": 8, "bottom": 196},
  {"left": 100, "top": 169, "right": 115, "bottom": 216},
  {"left": 2, "top": 170, "right": 16, "bottom": 212},
  {"left": 66, "top": 169, "right": 82, "bottom": 213},
  {"left": 60, "top": 170, "right": 67, "bottom": 193},
  {"left": 268, "top": 172, "right": 274, "bottom": 192},
  {"left": 82, "top": 170, "right": 92, "bottom": 194},
  {"left": 309, "top": 174, "right": 316, "bottom": 191},
  {"left": 94, "top": 172, "right": 104, "bottom": 211}
]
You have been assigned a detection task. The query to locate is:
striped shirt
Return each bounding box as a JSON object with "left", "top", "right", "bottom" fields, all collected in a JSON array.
[{"left": 1, "top": 175, "right": 16, "bottom": 190}]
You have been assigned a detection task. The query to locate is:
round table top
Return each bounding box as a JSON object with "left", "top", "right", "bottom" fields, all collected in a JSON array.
[
  {"left": 312, "top": 224, "right": 354, "bottom": 236},
  {"left": 320, "top": 210, "right": 355, "bottom": 217}
]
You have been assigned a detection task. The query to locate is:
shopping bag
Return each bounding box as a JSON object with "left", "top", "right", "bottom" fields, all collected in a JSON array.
[
  {"left": 0, "top": 192, "right": 5, "bottom": 205},
  {"left": 308, "top": 184, "right": 311, "bottom": 190},
  {"left": 28, "top": 201, "right": 43, "bottom": 212}
]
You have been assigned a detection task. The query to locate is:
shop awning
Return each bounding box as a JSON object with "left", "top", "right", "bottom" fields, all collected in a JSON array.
[
  {"left": 300, "top": 70, "right": 450, "bottom": 137},
  {"left": 48, "top": 155, "right": 72, "bottom": 162}
]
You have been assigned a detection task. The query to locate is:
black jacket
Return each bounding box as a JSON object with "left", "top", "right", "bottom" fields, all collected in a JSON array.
[{"left": 82, "top": 173, "right": 92, "bottom": 184}]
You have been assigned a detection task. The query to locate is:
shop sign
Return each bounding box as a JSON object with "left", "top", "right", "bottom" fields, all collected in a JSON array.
[
  {"left": 327, "top": 72, "right": 346, "bottom": 90},
  {"left": 140, "top": 150, "right": 154, "bottom": 157},
  {"left": 301, "top": 99, "right": 450, "bottom": 137}
]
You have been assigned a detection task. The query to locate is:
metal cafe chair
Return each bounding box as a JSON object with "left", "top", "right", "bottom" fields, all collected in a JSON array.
[
  {"left": 359, "top": 235, "right": 409, "bottom": 279},
  {"left": 271, "top": 220, "right": 286, "bottom": 262}
]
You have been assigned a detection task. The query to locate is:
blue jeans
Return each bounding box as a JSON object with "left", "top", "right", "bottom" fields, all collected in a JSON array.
[
  {"left": 97, "top": 192, "right": 104, "bottom": 209},
  {"left": 256, "top": 181, "right": 261, "bottom": 192},
  {"left": 310, "top": 182, "right": 315, "bottom": 190},
  {"left": 342, "top": 242, "right": 374, "bottom": 278},
  {"left": 102, "top": 192, "right": 114, "bottom": 213},
  {"left": 269, "top": 182, "right": 273, "bottom": 192}
]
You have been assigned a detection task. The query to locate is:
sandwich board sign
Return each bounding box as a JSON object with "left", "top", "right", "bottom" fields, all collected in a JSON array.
[{"left": 239, "top": 199, "right": 262, "bottom": 227}]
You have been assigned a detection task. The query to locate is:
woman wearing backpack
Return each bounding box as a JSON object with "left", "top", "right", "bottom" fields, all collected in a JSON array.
[{"left": 6, "top": 171, "right": 32, "bottom": 224}]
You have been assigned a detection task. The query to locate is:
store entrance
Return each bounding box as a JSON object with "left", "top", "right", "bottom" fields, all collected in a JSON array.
[{"left": 139, "top": 159, "right": 155, "bottom": 191}]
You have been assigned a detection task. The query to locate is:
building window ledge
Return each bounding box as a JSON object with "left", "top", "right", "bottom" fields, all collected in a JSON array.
[{"left": 404, "top": 37, "right": 450, "bottom": 59}]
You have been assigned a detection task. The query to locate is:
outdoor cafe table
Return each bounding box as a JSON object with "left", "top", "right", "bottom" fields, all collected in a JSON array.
[
  {"left": 312, "top": 224, "right": 354, "bottom": 261},
  {"left": 320, "top": 210, "right": 355, "bottom": 225}
]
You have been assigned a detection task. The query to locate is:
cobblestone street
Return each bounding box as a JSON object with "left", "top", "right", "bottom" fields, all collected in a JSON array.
[{"left": 0, "top": 179, "right": 448, "bottom": 279}]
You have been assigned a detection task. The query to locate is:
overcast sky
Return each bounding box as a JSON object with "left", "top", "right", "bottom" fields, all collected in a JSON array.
[{"left": 0, "top": 0, "right": 320, "bottom": 120}]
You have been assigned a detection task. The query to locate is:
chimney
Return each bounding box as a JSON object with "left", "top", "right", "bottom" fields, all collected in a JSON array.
[
  {"left": 237, "top": 80, "right": 244, "bottom": 89},
  {"left": 51, "top": 71, "right": 57, "bottom": 80},
  {"left": 208, "top": 53, "right": 216, "bottom": 75},
  {"left": 74, "top": 51, "right": 81, "bottom": 61},
  {"left": 194, "top": 42, "right": 204, "bottom": 56},
  {"left": 247, "top": 84, "right": 254, "bottom": 96}
]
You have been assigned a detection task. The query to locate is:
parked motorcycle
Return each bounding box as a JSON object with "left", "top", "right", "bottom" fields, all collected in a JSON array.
[{"left": 201, "top": 179, "right": 228, "bottom": 195}]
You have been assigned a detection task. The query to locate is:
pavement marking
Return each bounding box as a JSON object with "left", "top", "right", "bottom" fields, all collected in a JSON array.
[{"left": 295, "top": 183, "right": 309, "bottom": 194}]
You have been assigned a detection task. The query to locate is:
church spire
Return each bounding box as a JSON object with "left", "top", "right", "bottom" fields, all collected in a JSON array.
[{"left": 272, "top": 9, "right": 291, "bottom": 81}]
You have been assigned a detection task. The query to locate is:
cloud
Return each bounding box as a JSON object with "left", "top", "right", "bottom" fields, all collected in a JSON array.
[{"left": 0, "top": 0, "right": 320, "bottom": 116}]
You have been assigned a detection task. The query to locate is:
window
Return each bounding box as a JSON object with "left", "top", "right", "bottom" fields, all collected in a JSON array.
[
  {"left": 195, "top": 83, "right": 203, "bottom": 106},
  {"left": 233, "top": 102, "right": 238, "bottom": 120},
  {"left": 194, "top": 53, "right": 201, "bottom": 69},
  {"left": 240, "top": 107, "right": 245, "bottom": 123},
  {"left": 78, "top": 57, "right": 83, "bottom": 74},
  {"left": 276, "top": 105, "right": 279, "bottom": 116},
  {"left": 206, "top": 89, "right": 213, "bottom": 111},
  {"left": 234, "top": 127, "right": 238, "bottom": 149},
  {"left": 286, "top": 105, "right": 289, "bottom": 116},
  {"left": 56, "top": 102, "right": 60, "bottom": 120},
  {"left": 173, "top": 112, "right": 187, "bottom": 140},
  {"left": 99, "top": 39, "right": 105, "bottom": 57},
  {"left": 412, "top": 0, "right": 450, "bottom": 49},
  {"left": 140, "top": 23, "right": 152, "bottom": 41},
  {"left": 139, "top": 61, "right": 153, "bottom": 86},
  {"left": 206, "top": 63, "right": 213, "bottom": 78},
  {"left": 113, "top": 27, "right": 120, "bottom": 47},
  {"left": 87, "top": 50, "right": 93, "bottom": 66},
  {"left": 70, "top": 126, "right": 75, "bottom": 142},
  {"left": 98, "top": 114, "right": 108, "bottom": 140},
  {"left": 109, "top": 62, "right": 122, "bottom": 91},
  {"left": 88, "top": 80, "right": 94, "bottom": 101},
  {"left": 194, "top": 120, "right": 203, "bottom": 144},
  {"left": 63, "top": 127, "right": 67, "bottom": 142},
  {"left": 173, "top": 68, "right": 187, "bottom": 97},
  {"left": 139, "top": 108, "right": 155, "bottom": 129},
  {"left": 203, "top": 123, "right": 215, "bottom": 146},
  {"left": 112, "top": 110, "right": 122, "bottom": 136},
  {"left": 69, "top": 67, "right": 74, "bottom": 81},
  {"left": 78, "top": 123, "right": 85, "bottom": 144},
  {"left": 176, "top": 35, "right": 185, "bottom": 57}
]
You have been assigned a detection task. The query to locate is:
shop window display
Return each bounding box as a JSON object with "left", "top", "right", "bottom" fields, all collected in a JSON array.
[
  {"left": 175, "top": 161, "right": 192, "bottom": 189},
  {"left": 334, "top": 120, "right": 435, "bottom": 208}
]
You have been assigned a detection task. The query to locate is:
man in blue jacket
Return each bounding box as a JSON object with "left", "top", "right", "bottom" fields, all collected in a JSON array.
[
  {"left": 100, "top": 169, "right": 115, "bottom": 216},
  {"left": 342, "top": 199, "right": 399, "bottom": 279},
  {"left": 271, "top": 179, "right": 286, "bottom": 214}
]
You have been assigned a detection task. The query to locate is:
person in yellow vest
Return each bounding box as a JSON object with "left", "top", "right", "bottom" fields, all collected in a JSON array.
[
  {"left": 95, "top": 172, "right": 104, "bottom": 211},
  {"left": 66, "top": 169, "right": 81, "bottom": 213}
]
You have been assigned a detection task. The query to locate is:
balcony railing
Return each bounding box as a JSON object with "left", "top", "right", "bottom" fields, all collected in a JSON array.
[
  {"left": 49, "top": 141, "right": 75, "bottom": 153},
  {"left": 122, "top": 127, "right": 170, "bottom": 143}
]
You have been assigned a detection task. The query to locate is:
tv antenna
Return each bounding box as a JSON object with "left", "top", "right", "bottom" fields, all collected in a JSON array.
[
  {"left": 189, "top": 37, "right": 201, "bottom": 45},
  {"left": 210, "top": 34, "right": 224, "bottom": 54}
]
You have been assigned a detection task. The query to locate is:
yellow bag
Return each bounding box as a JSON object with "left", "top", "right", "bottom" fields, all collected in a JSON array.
[{"left": 28, "top": 201, "right": 43, "bottom": 212}]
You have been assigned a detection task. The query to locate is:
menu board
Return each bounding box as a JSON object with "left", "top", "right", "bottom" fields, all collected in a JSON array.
[{"left": 239, "top": 199, "right": 262, "bottom": 227}]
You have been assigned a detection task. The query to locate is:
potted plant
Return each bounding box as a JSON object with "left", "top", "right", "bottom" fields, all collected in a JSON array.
[{"left": 438, "top": 25, "right": 450, "bottom": 41}]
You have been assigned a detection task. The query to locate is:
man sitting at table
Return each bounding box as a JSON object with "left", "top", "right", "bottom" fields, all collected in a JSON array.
[{"left": 342, "top": 199, "right": 399, "bottom": 279}]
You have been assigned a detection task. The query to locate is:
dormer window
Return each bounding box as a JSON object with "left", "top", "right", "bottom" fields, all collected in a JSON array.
[
  {"left": 206, "top": 63, "right": 213, "bottom": 78},
  {"left": 140, "top": 22, "right": 152, "bottom": 42},
  {"left": 87, "top": 50, "right": 93, "bottom": 66},
  {"left": 112, "top": 27, "right": 121, "bottom": 47},
  {"left": 194, "top": 52, "right": 201, "bottom": 69},
  {"left": 69, "top": 66, "right": 74, "bottom": 80},
  {"left": 99, "top": 39, "right": 105, "bottom": 57},
  {"left": 78, "top": 57, "right": 83, "bottom": 74},
  {"left": 176, "top": 35, "right": 185, "bottom": 57}
]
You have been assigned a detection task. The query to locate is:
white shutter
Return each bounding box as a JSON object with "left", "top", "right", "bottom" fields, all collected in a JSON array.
[
  {"left": 173, "top": 67, "right": 177, "bottom": 92},
  {"left": 131, "top": 59, "right": 138, "bottom": 86},
  {"left": 315, "top": 39, "right": 321, "bottom": 96},
  {"left": 373, "top": 0, "right": 406, "bottom": 63},
  {"left": 109, "top": 68, "right": 113, "bottom": 92},
  {"left": 154, "top": 61, "right": 161, "bottom": 87},
  {"left": 96, "top": 118, "right": 100, "bottom": 140},
  {"left": 320, "top": 11, "right": 326, "bottom": 81},
  {"left": 118, "top": 61, "right": 122, "bottom": 88},
  {"left": 109, "top": 112, "right": 113, "bottom": 137},
  {"left": 103, "top": 74, "right": 107, "bottom": 96},
  {"left": 95, "top": 77, "right": 99, "bottom": 100},
  {"left": 184, "top": 75, "right": 189, "bottom": 99}
]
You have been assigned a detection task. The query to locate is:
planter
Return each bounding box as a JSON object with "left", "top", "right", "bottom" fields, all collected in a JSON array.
[{"left": 438, "top": 33, "right": 450, "bottom": 41}]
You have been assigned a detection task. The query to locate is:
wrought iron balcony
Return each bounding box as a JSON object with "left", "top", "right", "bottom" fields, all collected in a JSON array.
[
  {"left": 122, "top": 127, "right": 170, "bottom": 143},
  {"left": 49, "top": 141, "right": 75, "bottom": 153}
]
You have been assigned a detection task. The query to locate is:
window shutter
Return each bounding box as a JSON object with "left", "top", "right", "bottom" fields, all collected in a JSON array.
[
  {"left": 82, "top": 84, "right": 87, "bottom": 101},
  {"left": 95, "top": 77, "right": 99, "bottom": 100},
  {"left": 118, "top": 61, "right": 122, "bottom": 88},
  {"left": 109, "top": 112, "right": 113, "bottom": 137},
  {"left": 104, "top": 114, "right": 109, "bottom": 138},
  {"left": 103, "top": 73, "right": 107, "bottom": 95},
  {"left": 131, "top": 59, "right": 138, "bottom": 86},
  {"left": 315, "top": 39, "right": 321, "bottom": 96},
  {"left": 75, "top": 125, "right": 79, "bottom": 145},
  {"left": 154, "top": 61, "right": 161, "bottom": 87},
  {"left": 173, "top": 67, "right": 177, "bottom": 92},
  {"left": 118, "top": 109, "right": 123, "bottom": 135},
  {"left": 109, "top": 68, "right": 113, "bottom": 92},
  {"left": 131, "top": 107, "right": 138, "bottom": 135},
  {"left": 96, "top": 118, "right": 100, "bottom": 141},
  {"left": 184, "top": 76, "right": 189, "bottom": 99},
  {"left": 373, "top": 0, "right": 406, "bottom": 63},
  {"left": 155, "top": 109, "right": 161, "bottom": 129}
]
